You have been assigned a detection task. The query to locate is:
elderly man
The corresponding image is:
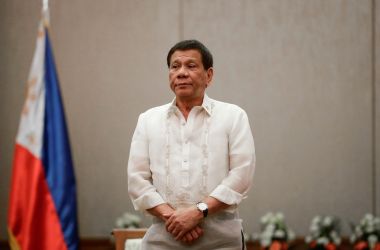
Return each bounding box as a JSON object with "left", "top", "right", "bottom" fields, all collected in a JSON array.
[{"left": 128, "top": 40, "right": 255, "bottom": 249}]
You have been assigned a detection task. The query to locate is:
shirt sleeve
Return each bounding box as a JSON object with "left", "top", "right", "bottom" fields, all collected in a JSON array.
[
  {"left": 209, "top": 108, "right": 256, "bottom": 205},
  {"left": 127, "top": 112, "right": 165, "bottom": 211}
]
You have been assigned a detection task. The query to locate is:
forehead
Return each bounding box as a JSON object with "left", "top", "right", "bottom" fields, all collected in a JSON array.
[{"left": 170, "top": 49, "right": 202, "bottom": 63}]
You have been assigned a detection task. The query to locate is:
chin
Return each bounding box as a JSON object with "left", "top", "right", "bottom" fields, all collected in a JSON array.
[{"left": 175, "top": 90, "right": 193, "bottom": 97}]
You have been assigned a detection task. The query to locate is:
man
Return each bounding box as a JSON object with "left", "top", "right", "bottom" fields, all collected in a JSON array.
[{"left": 128, "top": 40, "right": 255, "bottom": 249}]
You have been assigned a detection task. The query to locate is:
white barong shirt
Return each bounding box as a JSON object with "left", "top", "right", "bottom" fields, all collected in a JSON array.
[{"left": 128, "top": 95, "right": 255, "bottom": 212}]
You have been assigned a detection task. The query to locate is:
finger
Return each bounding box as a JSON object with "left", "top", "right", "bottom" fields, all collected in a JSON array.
[
  {"left": 190, "top": 229, "right": 199, "bottom": 240},
  {"left": 181, "top": 236, "right": 192, "bottom": 245},
  {"left": 167, "top": 214, "right": 175, "bottom": 224},
  {"left": 166, "top": 218, "right": 175, "bottom": 232},
  {"left": 171, "top": 227, "right": 179, "bottom": 237},
  {"left": 165, "top": 216, "right": 173, "bottom": 229},
  {"left": 195, "top": 226, "right": 203, "bottom": 235},
  {"left": 167, "top": 222, "right": 176, "bottom": 233},
  {"left": 162, "top": 214, "right": 171, "bottom": 222},
  {"left": 175, "top": 230, "right": 186, "bottom": 241},
  {"left": 162, "top": 213, "right": 171, "bottom": 218},
  {"left": 180, "top": 235, "right": 188, "bottom": 242},
  {"left": 185, "top": 232, "right": 193, "bottom": 242}
]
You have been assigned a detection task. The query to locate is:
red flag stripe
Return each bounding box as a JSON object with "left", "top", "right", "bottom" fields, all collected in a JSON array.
[{"left": 8, "top": 144, "right": 68, "bottom": 250}]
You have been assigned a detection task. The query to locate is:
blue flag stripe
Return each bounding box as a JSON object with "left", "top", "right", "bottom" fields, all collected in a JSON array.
[{"left": 42, "top": 29, "right": 79, "bottom": 250}]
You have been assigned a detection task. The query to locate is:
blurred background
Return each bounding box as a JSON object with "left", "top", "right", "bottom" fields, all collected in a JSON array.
[{"left": 0, "top": 0, "right": 379, "bottom": 243}]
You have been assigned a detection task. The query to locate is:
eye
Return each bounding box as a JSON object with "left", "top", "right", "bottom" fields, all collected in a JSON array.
[
  {"left": 170, "top": 64, "right": 179, "bottom": 69},
  {"left": 188, "top": 63, "right": 196, "bottom": 68}
]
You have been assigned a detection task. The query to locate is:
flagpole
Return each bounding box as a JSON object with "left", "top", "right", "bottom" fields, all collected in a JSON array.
[
  {"left": 42, "top": 0, "right": 50, "bottom": 27},
  {"left": 43, "top": 0, "right": 48, "bottom": 11}
]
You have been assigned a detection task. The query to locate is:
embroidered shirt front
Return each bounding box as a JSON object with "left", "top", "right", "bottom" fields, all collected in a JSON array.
[{"left": 128, "top": 95, "right": 256, "bottom": 211}]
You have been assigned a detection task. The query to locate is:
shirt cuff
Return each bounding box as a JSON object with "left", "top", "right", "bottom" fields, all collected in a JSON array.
[
  {"left": 209, "top": 184, "right": 244, "bottom": 205},
  {"left": 132, "top": 192, "right": 166, "bottom": 211}
]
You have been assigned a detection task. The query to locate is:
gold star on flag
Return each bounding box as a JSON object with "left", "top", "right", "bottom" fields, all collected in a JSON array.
[{"left": 22, "top": 77, "right": 38, "bottom": 116}]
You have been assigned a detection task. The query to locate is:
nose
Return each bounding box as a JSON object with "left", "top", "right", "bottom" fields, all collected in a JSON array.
[{"left": 177, "top": 66, "right": 189, "bottom": 78}]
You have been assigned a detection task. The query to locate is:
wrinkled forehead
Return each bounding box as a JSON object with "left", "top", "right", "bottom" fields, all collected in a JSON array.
[{"left": 170, "top": 49, "right": 202, "bottom": 64}]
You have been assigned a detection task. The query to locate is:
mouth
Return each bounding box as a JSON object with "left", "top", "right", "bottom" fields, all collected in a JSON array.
[{"left": 175, "top": 83, "right": 192, "bottom": 88}]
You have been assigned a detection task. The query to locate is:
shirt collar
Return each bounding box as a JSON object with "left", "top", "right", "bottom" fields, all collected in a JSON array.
[
  {"left": 168, "top": 94, "right": 213, "bottom": 117},
  {"left": 202, "top": 94, "right": 213, "bottom": 116}
]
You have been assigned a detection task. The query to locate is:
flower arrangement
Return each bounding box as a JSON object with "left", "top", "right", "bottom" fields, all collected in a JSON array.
[
  {"left": 115, "top": 212, "right": 142, "bottom": 229},
  {"left": 305, "top": 215, "right": 341, "bottom": 250},
  {"left": 255, "top": 212, "right": 296, "bottom": 250},
  {"left": 350, "top": 214, "right": 380, "bottom": 250}
]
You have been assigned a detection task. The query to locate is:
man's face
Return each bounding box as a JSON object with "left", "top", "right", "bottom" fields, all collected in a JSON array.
[{"left": 169, "top": 49, "right": 213, "bottom": 101}]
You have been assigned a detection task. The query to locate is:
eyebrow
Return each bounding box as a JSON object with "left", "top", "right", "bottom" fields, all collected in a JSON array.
[{"left": 171, "top": 58, "right": 198, "bottom": 64}]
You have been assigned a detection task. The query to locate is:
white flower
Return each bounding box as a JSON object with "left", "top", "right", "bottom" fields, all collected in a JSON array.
[
  {"left": 127, "top": 213, "right": 140, "bottom": 223},
  {"left": 274, "top": 229, "right": 285, "bottom": 239},
  {"left": 269, "top": 216, "right": 277, "bottom": 224},
  {"left": 251, "top": 233, "right": 260, "bottom": 241},
  {"left": 261, "top": 238, "right": 271, "bottom": 248},
  {"left": 262, "top": 230, "right": 273, "bottom": 239},
  {"left": 310, "top": 224, "right": 320, "bottom": 238},
  {"left": 316, "top": 237, "right": 329, "bottom": 246},
  {"left": 266, "top": 224, "right": 276, "bottom": 234},
  {"left": 355, "top": 226, "right": 363, "bottom": 237},
  {"left": 323, "top": 216, "right": 332, "bottom": 227},
  {"left": 261, "top": 213, "right": 272, "bottom": 224},
  {"left": 364, "top": 213, "right": 374, "bottom": 222},
  {"left": 330, "top": 231, "right": 338, "bottom": 239},
  {"left": 115, "top": 212, "right": 141, "bottom": 228},
  {"left": 260, "top": 231, "right": 272, "bottom": 247},
  {"left": 374, "top": 217, "right": 380, "bottom": 230},
  {"left": 288, "top": 230, "right": 296, "bottom": 241},
  {"left": 276, "top": 213, "right": 284, "bottom": 222},
  {"left": 258, "top": 212, "right": 293, "bottom": 245},
  {"left": 350, "top": 235, "right": 357, "bottom": 243},
  {"left": 332, "top": 237, "right": 341, "bottom": 246},
  {"left": 312, "top": 216, "right": 321, "bottom": 225},
  {"left": 123, "top": 212, "right": 141, "bottom": 224},
  {"left": 311, "top": 231, "right": 320, "bottom": 238},
  {"left": 243, "top": 232, "right": 250, "bottom": 242},
  {"left": 330, "top": 230, "right": 341, "bottom": 245},
  {"left": 368, "top": 235, "right": 378, "bottom": 249},
  {"left": 307, "top": 215, "right": 341, "bottom": 245},
  {"left": 350, "top": 214, "right": 380, "bottom": 246},
  {"left": 365, "top": 223, "right": 375, "bottom": 233},
  {"left": 260, "top": 217, "right": 268, "bottom": 225},
  {"left": 115, "top": 218, "right": 124, "bottom": 228},
  {"left": 305, "top": 236, "right": 313, "bottom": 243},
  {"left": 310, "top": 224, "right": 319, "bottom": 233}
]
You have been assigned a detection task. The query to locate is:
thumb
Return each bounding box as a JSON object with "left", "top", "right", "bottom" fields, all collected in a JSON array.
[{"left": 162, "top": 213, "right": 172, "bottom": 219}]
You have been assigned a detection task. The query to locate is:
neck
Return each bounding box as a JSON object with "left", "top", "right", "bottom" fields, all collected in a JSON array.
[{"left": 176, "top": 95, "right": 204, "bottom": 120}]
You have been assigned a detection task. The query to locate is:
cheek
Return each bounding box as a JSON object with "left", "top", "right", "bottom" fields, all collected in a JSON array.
[
  {"left": 169, "top": 74, "right": 175, "bottom": 89},
  {"left": 169, "top": 72, "right": 176, "bottom": 82}
]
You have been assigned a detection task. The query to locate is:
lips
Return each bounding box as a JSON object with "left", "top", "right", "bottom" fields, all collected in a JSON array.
[{"left": 175, "top": 83, "right": 192, "bottom": 87}]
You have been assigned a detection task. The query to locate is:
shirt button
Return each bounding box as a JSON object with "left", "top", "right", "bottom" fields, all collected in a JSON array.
[{"left": 182, "top": 122, "right": 185, "bottom": 126}]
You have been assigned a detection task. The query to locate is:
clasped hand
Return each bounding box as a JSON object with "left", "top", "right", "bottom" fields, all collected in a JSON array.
[{"left": 164, "top": 206, "right": 203, "bottom": 244}]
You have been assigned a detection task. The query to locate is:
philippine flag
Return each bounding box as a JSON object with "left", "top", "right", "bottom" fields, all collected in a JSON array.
[{"left": 7, "top": 9, "right": 79, "bottom": 250}]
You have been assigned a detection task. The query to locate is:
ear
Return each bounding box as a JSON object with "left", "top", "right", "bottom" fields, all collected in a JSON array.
[{"left": 206, "top": 67, "right": 214, "bottom": 87}]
